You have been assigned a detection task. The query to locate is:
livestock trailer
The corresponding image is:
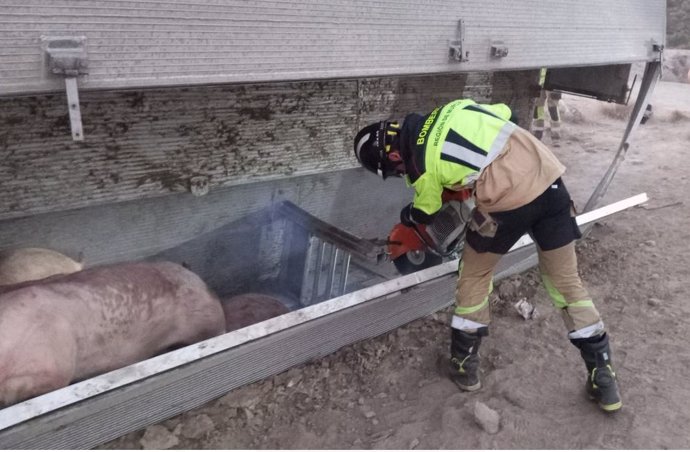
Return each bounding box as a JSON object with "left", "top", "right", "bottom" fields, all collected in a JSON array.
[{"left": 0, "top": 1, "right": 664, "bottom": 448}]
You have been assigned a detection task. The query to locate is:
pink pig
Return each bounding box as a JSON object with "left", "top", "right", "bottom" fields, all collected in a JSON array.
[
  {"left": 0, "top": 261, "right": 225, "bottom": 408},
  {"left": 221, "top": 293, "right": 290, "bottom": 331},
  {"left": 0, "top": 247, "right": 83, "bottom": 287}
]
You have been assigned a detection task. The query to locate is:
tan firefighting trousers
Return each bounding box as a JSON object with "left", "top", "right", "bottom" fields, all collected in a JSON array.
[{"left": 453, "top": 241, "right": 603, "bottom": 337}]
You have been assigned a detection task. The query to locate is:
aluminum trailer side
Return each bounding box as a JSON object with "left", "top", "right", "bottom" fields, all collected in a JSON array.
[{"left": 0, "top": 0, "right": 665, "bottom": 448}]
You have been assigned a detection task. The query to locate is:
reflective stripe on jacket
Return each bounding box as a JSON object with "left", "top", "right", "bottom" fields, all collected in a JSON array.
[{"left": 401, "top": 99, "right": 516, "bottom": 216}]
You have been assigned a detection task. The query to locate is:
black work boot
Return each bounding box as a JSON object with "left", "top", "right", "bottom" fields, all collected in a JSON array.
[
  {"left": 448, "top": 328, "right": 486, "bottom": 392},
  {"left": 571, "top": 333, "right": 622, "bottom": 412}
]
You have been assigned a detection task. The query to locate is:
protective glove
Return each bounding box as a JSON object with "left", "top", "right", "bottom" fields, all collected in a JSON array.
[{"left": 399, "top": 203, "right": 416, "bottom": 227}]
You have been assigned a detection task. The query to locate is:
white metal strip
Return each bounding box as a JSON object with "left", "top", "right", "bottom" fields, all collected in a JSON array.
[
  {"left": 0, "top": 192, "right": 648, "bottom": 432},
  {"left": 65, "top": 78, "right": 84, "bottom": 141},
  {"left": 508, "top": 192, "right": 649, "bottom": 251}
]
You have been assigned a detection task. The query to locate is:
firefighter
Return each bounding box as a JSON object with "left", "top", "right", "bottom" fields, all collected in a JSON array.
[
  {"left": 532, "top": 68, "right": 562, "bottom": 144},
  {"left": 353, "top": 99, "right": 622, "bottom": 412},
  {"left": 640, "top": 104, "right": 653, "bottom": 125}
]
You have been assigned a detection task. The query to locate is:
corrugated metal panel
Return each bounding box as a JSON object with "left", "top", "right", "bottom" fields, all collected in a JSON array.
[
  {"left": 0, "top": 72, "right": 514, "bottom": 220},
  {"left": 0, "top": 0, "right": 665, "bottom": 94}
]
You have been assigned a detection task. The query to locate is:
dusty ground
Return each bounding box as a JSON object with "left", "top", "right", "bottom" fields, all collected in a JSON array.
[{"left": 102, "top": 80, "right": 690, "bottom": 450}]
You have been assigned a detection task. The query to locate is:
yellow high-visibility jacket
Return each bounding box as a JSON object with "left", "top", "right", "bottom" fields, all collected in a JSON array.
[{"left": 400, "top": 99, "right": 565, "bottom": 221}]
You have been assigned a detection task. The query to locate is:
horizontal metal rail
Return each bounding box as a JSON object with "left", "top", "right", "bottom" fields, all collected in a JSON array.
[{"left": 508, "top": 193, "right": 649, "bottom": 251}]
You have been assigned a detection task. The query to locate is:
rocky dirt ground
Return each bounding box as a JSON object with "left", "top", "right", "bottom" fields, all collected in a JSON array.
[{"left": 101, "top": 80, "right": 690, "bottom": 450}]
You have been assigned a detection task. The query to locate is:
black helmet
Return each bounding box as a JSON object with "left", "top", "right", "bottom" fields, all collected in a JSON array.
[{"left": 353, "top": 121, "right": 401, "bottom": 179}]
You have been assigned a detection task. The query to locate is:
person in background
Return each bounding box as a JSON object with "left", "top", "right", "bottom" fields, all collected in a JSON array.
[
  {"left": 532, "top": 68, "right": 563, "bottom": 145},
  {"left": 640, "top": 104, "right": 653, "bottom": 125}
]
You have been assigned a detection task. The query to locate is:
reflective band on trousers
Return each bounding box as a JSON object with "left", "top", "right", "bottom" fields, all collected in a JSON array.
[
  {"left": 455, "top": 295, "right": 489, "bottom": 316},
  {"left": 452, "top": 315, "right": 488, "bottom": 331},
  {"left": 542, "top": 274, "right": 594, "bottom": 310},
  {"left": 440, "top": 121, "right": 516, "bottom": 172},
  {"left": 567, "top": 299, "right": 596, "bottom": 309},
  {"left": 568, "top": 320, "right": 606, "bottom": 339}
]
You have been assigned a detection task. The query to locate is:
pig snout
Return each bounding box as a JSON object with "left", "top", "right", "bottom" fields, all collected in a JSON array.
[
  {"left": 0, "top": 247, "right": 83, "bottom": 287},
  {"left": 221, "top": 293, "right": 290, "bottom": 332}
]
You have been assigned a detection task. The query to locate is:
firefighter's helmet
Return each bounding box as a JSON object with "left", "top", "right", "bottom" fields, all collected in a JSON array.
[{"left": 353, "top": 121, "right": 401, "bottom": 179}]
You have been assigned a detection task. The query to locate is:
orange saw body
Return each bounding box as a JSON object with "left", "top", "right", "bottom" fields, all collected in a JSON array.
[{"left": 387, "top": 188, "right": 473, "bottom": 274}]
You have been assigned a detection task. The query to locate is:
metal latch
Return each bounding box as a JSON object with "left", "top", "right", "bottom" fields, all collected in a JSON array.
[
  {"left": 43, "top": 36, "right": 88, "bottom": 141},
  {"left": 449, "top": 20, "right": 469, "bottom": 62},
  {"left": 490, "top": 41, "right": 509, "bottom": 58}
]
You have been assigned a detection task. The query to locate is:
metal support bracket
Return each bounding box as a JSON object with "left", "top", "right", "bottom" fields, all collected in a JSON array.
[
  {"left": 651, "top": 40, "right": 665, "bottom": 56},
  {"left": 650, "top": 39, "right": 664, "bottom": 79},
  {"left": 490, "top": 41, "right": 509, "bottom": 58},
  {"left": 64, "top": 78, "right": 83, "bottom": 141},
  {"left": 449, "top": 20, "right": 469, "bottom": 62},
  {"left": 43, "top": 36, "right": 88, "bottom": 141},
  {"left": 582, "top": 61, "right": 661, "bottom": 212}
]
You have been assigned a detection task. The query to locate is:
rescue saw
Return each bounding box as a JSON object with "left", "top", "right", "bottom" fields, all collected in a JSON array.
[{"left": 387, "top": 189, "right": 474, "bottom": 274}]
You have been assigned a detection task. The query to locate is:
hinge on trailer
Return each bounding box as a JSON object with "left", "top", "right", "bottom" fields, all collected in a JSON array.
[
  {"left": 449, "top": 20, "right": 469, "bottom": 62},
  {"left": 42, "top": 36, "right": 89, "bottom": 141}
]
